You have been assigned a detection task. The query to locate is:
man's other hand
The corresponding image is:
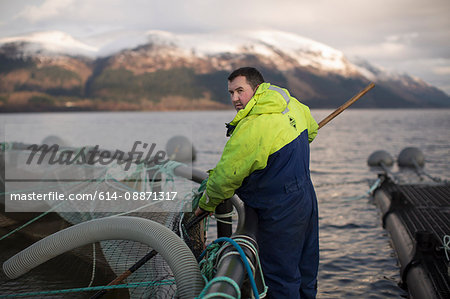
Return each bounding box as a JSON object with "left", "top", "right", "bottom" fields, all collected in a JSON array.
[{"left": 194, "top": 206, "right": 211, "bottom": 217}]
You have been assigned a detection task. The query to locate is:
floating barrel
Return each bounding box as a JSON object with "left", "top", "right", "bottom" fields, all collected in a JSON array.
[
  {"left": 42, "top": 135, "right": 68, "bottom": 147},
  {"left": 367, "top": 150, "right": 394, "bottom": 167},
  {"left": 398, "top": 147, "right": 425, "bottom": 168},
  {"left": 166, "top": 136, "right": 196, "bottom": 163}
]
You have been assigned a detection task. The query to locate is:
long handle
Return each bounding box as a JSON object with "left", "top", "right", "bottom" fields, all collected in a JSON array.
[{"left": 318, "top": 82, "right": 375, "bottom": 129}]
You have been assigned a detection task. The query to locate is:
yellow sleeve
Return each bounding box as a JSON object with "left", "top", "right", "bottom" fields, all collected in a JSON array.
[
  {"left": 198, "top": 116, "right": 273, "bottom": 212},
  {"left": 306, "top": 107, "right": 318, "bottom": 143}
]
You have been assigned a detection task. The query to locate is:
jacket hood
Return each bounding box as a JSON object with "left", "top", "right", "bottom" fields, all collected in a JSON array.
[{"left": 229, "top": 83, "right": 289, "bottom": 127}]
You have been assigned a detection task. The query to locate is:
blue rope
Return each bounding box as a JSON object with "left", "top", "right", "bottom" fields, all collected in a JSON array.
[
  {"left": 344, "top": 178, "right": 381, "bottom": 201},
  {"left": 199, "top": 237, "right": 259, "bottom": 299},
  {"left": 0, "top": 202, "right": 65, "bottom": 241}
]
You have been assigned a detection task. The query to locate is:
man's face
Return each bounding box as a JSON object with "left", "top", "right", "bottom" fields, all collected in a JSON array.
[{"left": 228, "top": 76, "right": 256, "bottom": 111}]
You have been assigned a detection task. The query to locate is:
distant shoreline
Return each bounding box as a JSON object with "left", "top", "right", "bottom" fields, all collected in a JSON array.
[{"left": 1, "top": 106, "right": 449, "bottom": 113}]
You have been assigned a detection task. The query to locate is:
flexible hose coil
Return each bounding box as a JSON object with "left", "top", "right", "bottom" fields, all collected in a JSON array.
[{"left": 2, "top": 216, "right": 204, "bottom": 299}]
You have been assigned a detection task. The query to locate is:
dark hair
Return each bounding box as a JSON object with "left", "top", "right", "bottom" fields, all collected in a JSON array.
[{"left": 228, "top": 67, "right": 264, "bottom": 90}]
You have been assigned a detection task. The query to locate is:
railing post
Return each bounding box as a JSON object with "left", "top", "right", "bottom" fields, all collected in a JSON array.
[{"left": 215, "top": 200, "right": 233, "bottom": 238}]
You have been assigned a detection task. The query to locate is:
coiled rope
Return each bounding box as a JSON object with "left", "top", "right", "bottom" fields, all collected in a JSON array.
[{"left": 197, "top": 237, "right": 267, "bottom": 299}]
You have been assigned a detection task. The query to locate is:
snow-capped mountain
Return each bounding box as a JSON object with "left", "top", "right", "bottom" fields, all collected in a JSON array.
[
  {"left": 145, "top": 30, "right": 353, "bottom": 72},
  {"left": 103, "top": 29, "right": 363, "bottom": 77},
  {"left": 0, "top": 31, "right": 99, "bottom": 57},
  {"left": 0, "top": 30, "right": 448, "bottom": 111}
]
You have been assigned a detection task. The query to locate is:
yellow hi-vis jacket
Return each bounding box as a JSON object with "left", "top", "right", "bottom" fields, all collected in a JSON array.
[{"left": 198, "top": 82, "right": 318, "bottom": 212}]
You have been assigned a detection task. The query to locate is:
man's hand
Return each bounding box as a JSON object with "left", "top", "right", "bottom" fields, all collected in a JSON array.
[{"left": 195, "top": 206, "right": 212, "bottom": 217}]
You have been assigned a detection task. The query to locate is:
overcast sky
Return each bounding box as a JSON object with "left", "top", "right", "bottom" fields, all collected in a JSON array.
[{"left": 1, "top": 0, "right": 449, "bottom": 95}]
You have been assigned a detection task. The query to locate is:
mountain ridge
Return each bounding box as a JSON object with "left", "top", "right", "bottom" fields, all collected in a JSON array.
[{"left": 0, "top": 30, "right": 448, "bottom": 112}]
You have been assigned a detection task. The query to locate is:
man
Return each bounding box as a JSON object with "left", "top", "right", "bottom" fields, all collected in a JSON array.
[{"left": 195, "top": 67, "right": 319, "bottom": 298}]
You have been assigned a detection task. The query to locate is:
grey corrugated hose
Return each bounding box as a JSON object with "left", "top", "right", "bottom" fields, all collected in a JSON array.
[{"left": 2, "top": 216, "right": 204, "bottom": 299}]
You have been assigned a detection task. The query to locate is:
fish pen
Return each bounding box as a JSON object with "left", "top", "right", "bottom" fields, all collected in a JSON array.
[{"left": 368, "top": 148, "right": 450, "bottom": 299}]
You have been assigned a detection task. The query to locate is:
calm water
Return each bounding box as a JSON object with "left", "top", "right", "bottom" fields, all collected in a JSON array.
[{"left": 1, "top": 109, "right": 449, "bottom": 298}]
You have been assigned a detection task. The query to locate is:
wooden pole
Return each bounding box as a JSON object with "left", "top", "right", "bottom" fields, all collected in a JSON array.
[{"left": 318, "top": 82, "right": 375, "bottom": 129}]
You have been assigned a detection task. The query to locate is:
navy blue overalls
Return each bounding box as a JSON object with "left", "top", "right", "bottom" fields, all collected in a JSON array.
[{"left": 236, "top": 130, "right": 319, "bottom": 299}]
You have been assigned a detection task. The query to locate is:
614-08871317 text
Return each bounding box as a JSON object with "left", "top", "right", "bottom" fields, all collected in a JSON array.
[
  {"left": 8, "top": 191, "right": 178, "bottom": 201},
  {"left": 101, "top": 191, "right": 178, "bottom": 201}
]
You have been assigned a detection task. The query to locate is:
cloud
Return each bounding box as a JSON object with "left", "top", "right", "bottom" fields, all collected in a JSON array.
[
  {"left": 433, "top": 66, "right": 450, "bottom": 75},
  {"left": 14, "top": 0, "right": 75, "bottom": 23},
  {"left": 344, "top": 42, "right": 411, "bottom": 62},
  {"left": 385, "top": 33, "right": 419, "bottom": 44}
]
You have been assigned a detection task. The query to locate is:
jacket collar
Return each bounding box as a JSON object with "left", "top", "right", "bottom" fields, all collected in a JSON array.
[
  {"left": 229, "top": 83, "right": 269, "bottom": 125},
  {"left": 225, "top": 83, "right": 269, "bottom": 136}
]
